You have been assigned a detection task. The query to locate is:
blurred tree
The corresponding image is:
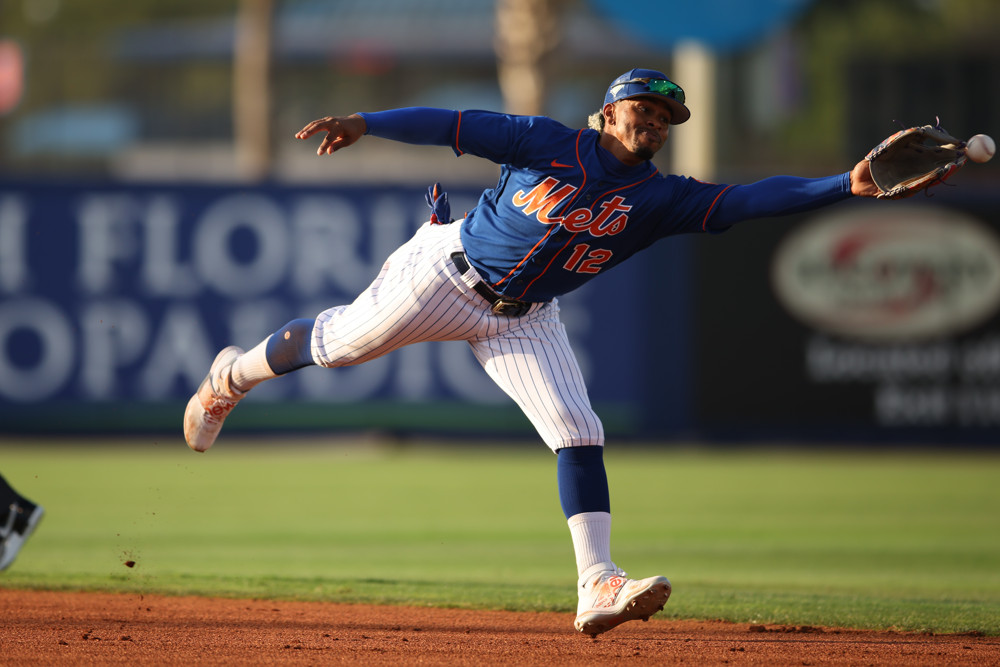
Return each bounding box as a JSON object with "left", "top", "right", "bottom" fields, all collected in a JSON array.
[
  {"left": 233, "top": 0, "right": 273, "bottom": 181},
  {"left": 495, "top": 0, "right": 568, "bottom": 116}
]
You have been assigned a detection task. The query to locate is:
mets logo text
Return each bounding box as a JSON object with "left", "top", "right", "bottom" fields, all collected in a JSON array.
[{"left": 512, "top": 177, "right": 631, "bottom": 236}]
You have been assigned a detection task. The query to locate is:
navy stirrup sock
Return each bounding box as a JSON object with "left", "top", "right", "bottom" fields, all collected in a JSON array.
[
  {"left": 557, "top": 446, "right": 611, "bottom": 519},
  {"left": 264, "top": 318, "right": 317, "bottom": 375}
]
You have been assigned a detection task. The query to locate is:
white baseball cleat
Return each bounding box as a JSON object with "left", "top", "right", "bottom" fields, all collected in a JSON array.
[
  {"left": 0, "top": 502, "right": 44, "bottom": 571},
  {"left": 184, "top": 346, "right": 246, "bottom": 452},
  {"left": 574, "top": 562, "right": 671, "bottom": 637}
]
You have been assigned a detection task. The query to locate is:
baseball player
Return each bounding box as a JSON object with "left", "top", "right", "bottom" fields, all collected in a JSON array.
[
  {"left": 185, "top": 68, "right": 880, "bottom": 635},
  {"left": 0, "top": 472, "right": 44, "bottom": 571}
]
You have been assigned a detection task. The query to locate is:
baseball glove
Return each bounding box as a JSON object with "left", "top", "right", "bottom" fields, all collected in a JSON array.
[{"left": 865, "top": 121, "right": 967, "bottom": 199}]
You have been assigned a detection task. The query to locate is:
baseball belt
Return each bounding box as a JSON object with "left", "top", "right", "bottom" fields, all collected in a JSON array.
[{"left": 450, "top": 252, "right": 534, "bottom": 317}]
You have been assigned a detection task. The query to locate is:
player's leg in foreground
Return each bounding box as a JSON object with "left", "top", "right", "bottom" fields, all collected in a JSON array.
[
  {"left": 184, "top": 345, "right": 245, "bottom": 452},
  {"left": 183, "top": 312, "right": 321, "bottom": 453},
  {"left": 183, "top": 316, "right": 315, "bottom": 452},
  {"left": 470, "top": 321, "right": 671, "bottom": 635},
  {"left": 0, "top": 473, "right": 44, "bottom": 571},
  {"left": 558, "top": 448, "right": 671, "bottom": 636},
  {"left": 184, "top": 220, "right": 483, "bottom": 452}
]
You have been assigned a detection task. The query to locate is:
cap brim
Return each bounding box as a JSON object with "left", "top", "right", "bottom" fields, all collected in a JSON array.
[{"left": 620, "top": 92, "right": 691, "bottom": 125}]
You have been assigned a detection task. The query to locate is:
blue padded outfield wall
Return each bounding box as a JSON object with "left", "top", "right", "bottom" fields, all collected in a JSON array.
[
  {"left": 1, "top": 179, "right": 999, "bottom": 445},
  {"left": 0, "top": 180, "right": 688, "bottom": 440}
]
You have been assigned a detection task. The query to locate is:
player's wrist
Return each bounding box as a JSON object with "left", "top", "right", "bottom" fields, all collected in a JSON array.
[{"left": 353, "top": 113, "right": 370, "bottom": 135}]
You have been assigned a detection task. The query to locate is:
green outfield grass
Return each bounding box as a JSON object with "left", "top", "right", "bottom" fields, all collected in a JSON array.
[{"left": 1, "top": 438, "right": 998, "bottom": 635}]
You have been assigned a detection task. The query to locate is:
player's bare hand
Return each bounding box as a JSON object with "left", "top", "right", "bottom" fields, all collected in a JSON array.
[
  {"left": 849, "top": 159, "right": 879, "bottom": 198},
  {"left": 295, "top": 114, "right": 367, "bottom": 156}
]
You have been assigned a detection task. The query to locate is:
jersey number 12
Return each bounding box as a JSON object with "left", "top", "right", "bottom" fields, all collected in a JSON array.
[{"left": 563, "top": 243, "right": 612, "bottom": 274}]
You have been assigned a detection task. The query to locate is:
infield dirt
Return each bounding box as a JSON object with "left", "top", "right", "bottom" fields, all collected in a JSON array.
[{"left": 1, "top": 589, "right": 997, "bottom": 665}]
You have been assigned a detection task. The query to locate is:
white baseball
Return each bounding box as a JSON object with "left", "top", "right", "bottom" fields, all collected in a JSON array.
[{"left": 966, "top": 134, "right": 995, "bottom": 163}]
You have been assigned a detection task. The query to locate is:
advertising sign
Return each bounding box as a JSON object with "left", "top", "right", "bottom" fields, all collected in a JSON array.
[
  {"left": 0, "top": 180, "right": 669, "bottom": 437},
  {"left": 695, "top": 195, "right": 1000, "bottom": 442}
]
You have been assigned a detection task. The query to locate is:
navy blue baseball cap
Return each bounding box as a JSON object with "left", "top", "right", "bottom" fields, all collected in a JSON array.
[{"left": 604, "top": 68, "right": 690, "bottom": 125}]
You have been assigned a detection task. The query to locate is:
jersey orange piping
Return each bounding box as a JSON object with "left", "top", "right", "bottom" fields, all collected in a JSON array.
[
  {"left": 702, "top": 184, "right": 734, "bottom": 231},
  {"left": 492, "top": 129, "right": 590, "bottom": 290},
  {"left": 454, "top": 111, "right": 464, "bottom": 156}
]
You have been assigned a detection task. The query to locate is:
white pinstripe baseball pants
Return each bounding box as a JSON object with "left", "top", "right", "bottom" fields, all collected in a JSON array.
[{"left": 311, "top": 220, "right": 604, "bottom": 451}]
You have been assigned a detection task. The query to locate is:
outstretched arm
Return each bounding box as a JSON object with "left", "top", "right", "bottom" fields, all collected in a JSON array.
[
  {"left": 709, "top": 173, "right": 850, "bottom": 228},
  {"left": 708, "top": 158, "right": 879, "bottom": 230},
  {"left": 295, "top": 108, "right": 544, "bottom": 165},
  {"left": 295, "top": 114, "right": 368, "bottom": 155},
  {"left": 296, "top": 108, "right": 462, "bottom": 157}
]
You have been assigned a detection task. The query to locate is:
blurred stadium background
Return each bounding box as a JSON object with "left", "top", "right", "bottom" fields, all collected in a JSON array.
[{"left": 2, "top": 0, "right": 1000, "bottom": 445}]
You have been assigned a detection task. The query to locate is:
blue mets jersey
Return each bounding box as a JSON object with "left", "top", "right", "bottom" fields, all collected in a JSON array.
[{"left": 360, "top": 108, "right": 852, "bottom": 302}]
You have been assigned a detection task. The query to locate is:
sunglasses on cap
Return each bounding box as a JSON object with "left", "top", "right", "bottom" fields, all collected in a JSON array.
[{"left": 611, "top": 78, "right": 686, "bottom": 104}]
